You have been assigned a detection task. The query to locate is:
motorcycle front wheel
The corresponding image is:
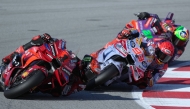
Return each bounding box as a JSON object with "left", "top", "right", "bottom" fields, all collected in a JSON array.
[
  {"left": 4, "top": 69, "right": 45, "bottom": 99},
  {"left": 85, "top": 64, "right": 119, "bottom": 90}
]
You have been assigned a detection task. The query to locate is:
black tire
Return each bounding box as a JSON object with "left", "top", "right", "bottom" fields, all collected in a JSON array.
[
  {"left": 4, "top": 70, "right": 45, "bottom": 99},
  {"left": 85, "top": 64, "right": 119, "bottom": 90}
]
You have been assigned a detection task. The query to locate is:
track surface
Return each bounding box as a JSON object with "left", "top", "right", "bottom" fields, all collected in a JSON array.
[{"left": 0, "top": 0, "right": 190, "bottom": 109}]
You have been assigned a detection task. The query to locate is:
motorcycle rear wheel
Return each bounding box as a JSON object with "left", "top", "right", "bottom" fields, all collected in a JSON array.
[
  {"left": 85, "top": 64, "right": 119, "bottom": 90},
  {"left": 4, "top": 70, "right": 45, "bottom": 99}
]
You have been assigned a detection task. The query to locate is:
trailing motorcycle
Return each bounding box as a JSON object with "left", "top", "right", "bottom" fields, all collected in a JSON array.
[
  {"left": 85, "top": 12, "right": 187, "bottom": 90},
  {"left": 0, "top": 39, "right": 95, "bottom": 99}
]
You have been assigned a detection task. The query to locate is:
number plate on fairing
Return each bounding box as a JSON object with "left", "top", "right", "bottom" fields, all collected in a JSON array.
[
  {"left": 126, "top": 37, "right": 154, "bottom": 80},
  {"left": 114, "top": 43, "right": 128, "bottom": 57}
]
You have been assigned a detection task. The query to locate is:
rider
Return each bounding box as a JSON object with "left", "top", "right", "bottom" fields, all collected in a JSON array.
[
  {"left": 90, "top": 22, "right": 175, "bottom": 89},
  {"left": 103, "top": 12, "right": 189, "bottom": 62},
  {"left": 0, "top": 33, "right": 94, "bottom": 96},
  {"left": 137, "top": 12, "right": 189, "bottom": 61},
  {"left": 132, "top": 39, "right": 174, "bottom": 89}
]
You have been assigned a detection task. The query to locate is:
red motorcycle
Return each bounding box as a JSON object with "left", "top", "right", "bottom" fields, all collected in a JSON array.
[{"left": 0, "top": 39, "right": 94, "bottom": 99}]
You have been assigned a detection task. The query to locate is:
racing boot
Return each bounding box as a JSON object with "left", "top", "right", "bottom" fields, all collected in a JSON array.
[{"left": 61, "top": 73, "right": 86, "bottom": 96}]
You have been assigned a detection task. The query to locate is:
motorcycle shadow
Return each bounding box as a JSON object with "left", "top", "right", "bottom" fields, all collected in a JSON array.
[
  {"left": 12, "top": 84, "right": 136, "bottom": 101},
  {"left": 168, "top": 60, "right": 190, "bottom": 67},
  {"left": 3, "top": 60, "right": 190, "bottom": 100},
  {"left": 85, "top": 82, "right": 133, "bottom": 92},
  {"left": 15, "top": 83, "right": 136, "bottom": 101}
]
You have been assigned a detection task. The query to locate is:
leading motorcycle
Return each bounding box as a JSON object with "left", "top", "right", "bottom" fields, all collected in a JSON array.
[
  {"left": 133, "top": 12, "right": 188, "bottom": 62},
  {"left": 85, "top": 34, "right": 155, "bottom": 90}
]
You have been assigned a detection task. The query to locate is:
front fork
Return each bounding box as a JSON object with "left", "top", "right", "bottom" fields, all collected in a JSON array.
[
  {"left": 102, "top": 59, "right": 126, "bottom": 86},
  {"left": 0, "top": 76, "right": 5, "bottom": 90}
]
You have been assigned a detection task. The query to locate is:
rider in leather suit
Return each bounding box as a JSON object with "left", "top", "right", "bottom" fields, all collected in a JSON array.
[
  {"left": 0, "top": 33, "right": 93, "bottom": 96},
  {"left": 90, "top": 27, "right": 174, "bottom": 89},
  {"left": 137, "top": 12, "right": 189, "bottom": 62},
  {"left": 90, "top": 12, "right": 178, "bottom": 89}
]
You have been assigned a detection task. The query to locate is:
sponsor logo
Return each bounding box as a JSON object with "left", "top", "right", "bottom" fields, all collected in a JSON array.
[
  {"left": 139, "top": 21, "right": 143, "bottom": 30},
  {"left": 142, "top": 61, "right": 147, "bottom": 68},
  {"left": 136, "top": 37, "right": 142, "bottom": 45},
  {"left": 164, "top": 49, "right": 171, "bottom": 55},
  {"left": 138, "top": 65, "right": 146, "bottom": 71},
  {"left": 130, "top": 41, "right": 135, "bottom": 48},
  {"left": 50, "top": 44, "right": 56, "bottom": 56},
  {"left": 62, "top": 68, "right": 71, "bottom": 76},
  {"left": 137, "top": 54, "right": 144, "bottom": 62},
  {"left": 45, "top": 43, "right": 51, "bottom": 51},
  {"left": 180, "top": 31, "right": 187, "bottom": 38},
  {"left": 127, "top": 40, "right": 130, "bottom": 49}
]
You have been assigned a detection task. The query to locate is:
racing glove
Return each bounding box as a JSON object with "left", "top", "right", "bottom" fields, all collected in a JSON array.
[
  {"left": 41, "top": 33, "right": 53, "bottom": 43},
  {"left": 118, "top": 28, "right": 139, "bottom": 40},
  {"left": 161, "top": 22, "right": 174, "bottom": 33},
  {"left": 23, "top": 33, "right": 53, "bottom": 50}
]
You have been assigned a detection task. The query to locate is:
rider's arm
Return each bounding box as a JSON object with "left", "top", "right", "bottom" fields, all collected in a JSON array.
[
  {"left": 2, "top": 33, "right": 54, "bottom": 64},
  {"left": 23, "top": 33, "right": 54, "bottom": 50},
  {"left": 148, "top": 63, "right": 168, "bottom": 87},
  {"left": 117, "top": 28, "right": 139, "bottom": 40}
]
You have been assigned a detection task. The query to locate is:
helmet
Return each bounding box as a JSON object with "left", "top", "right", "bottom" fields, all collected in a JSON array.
[
  {"left": 155, "top": 40, "right": 174, "bottom": 63},
  {"left": 173, "top": 26, "right": 189, "bottom": 46}
]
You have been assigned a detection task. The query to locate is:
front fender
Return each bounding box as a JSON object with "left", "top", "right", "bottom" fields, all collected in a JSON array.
[
  {"left": 97, "top": 45, "right": 126, "bottom": 63},
  {"left": 4, "top": 63, "right": 48, "bottom": 87},
  {"left": 3, "top": 67, "right": 20, "bottom": 87}
]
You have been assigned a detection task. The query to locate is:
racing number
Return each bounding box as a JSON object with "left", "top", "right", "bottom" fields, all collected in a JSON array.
[
  {"left": 132, "top": 48, "right": 144, "bottom": 62},
  {"left": 132, "top": 48, "right": 141, "bottom": 55},
  {"left": 142, "top": 30, "right": 153, "bottom": 39},
  {"left": 138, "top": 54, "right": 144, "bottom": 62}
]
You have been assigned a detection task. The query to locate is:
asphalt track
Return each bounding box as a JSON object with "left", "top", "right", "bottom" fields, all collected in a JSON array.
[{"left": 0, "top": 0, "right": 190, "bottom": 109}]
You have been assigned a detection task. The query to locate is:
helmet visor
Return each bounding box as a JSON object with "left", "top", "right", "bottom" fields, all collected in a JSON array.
[
  {"left": 156, "top": 49, "right": 172, "bottom": 63},
  {"left": 172, "top": 36, "right": 187, "bottom": 46}
]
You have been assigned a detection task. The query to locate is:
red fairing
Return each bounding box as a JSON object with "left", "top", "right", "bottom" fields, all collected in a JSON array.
[{"left": 2, "top": 38, "right": 80, "bottom": 97}]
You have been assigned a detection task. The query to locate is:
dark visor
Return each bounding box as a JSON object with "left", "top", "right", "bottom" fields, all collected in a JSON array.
[{"left": 156, "top": 49, "right": 172, "bottom": 63}]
